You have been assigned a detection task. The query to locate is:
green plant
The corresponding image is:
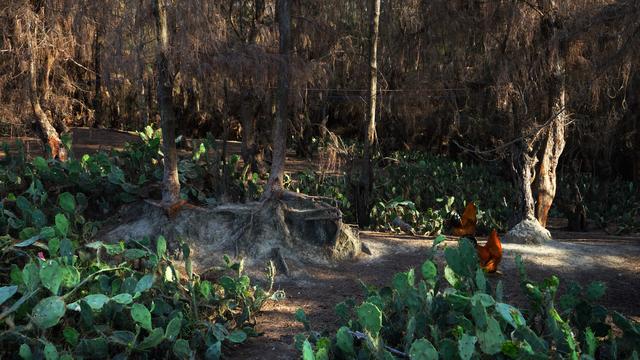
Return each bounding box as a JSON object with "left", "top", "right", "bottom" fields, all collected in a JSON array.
[
  {"left": 285, "top": 152, "right": 514, "bottom": 234},
  {"left": 1, "top": 234, "right": 280, "bottom": 359},
  {"left": 0, "top": 140, "right": 283, "bottom": 359},
  {"left": 297, "top": 236, "right": 640, "bottom": 359},
  {"left": 287, "top": 170, "right": 351, "bottom": 216},
  {"left": 557, "top": 173, "right": 639, "bottom": 234},
  {"left": 371, "top": 152, "right": 512, "bottom": 234}
]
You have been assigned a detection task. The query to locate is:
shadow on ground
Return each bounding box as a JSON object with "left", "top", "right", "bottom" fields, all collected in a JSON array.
[{"left": 230, "top": 230, "right": 640, "bottom": 359}]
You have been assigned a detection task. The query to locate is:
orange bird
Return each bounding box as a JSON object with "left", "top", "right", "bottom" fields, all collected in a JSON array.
[
  {"left": 452, "top": 202, "right": 477, "bottom": 237},
  {"left": 476, "top": 229, "right": 503, "bottom": 273},
  {"left": 451, "top": 202, "right": 503, "bottom": 273}
]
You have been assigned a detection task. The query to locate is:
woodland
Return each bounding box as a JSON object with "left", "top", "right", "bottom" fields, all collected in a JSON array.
[{"left": 0, "top": 0, "right": 639, "bottom": 359}]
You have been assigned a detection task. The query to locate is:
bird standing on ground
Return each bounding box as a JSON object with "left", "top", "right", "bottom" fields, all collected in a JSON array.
[
  {"left": 475, "top": 229, "right": 503, "bottom": 273},
  {"left": 451, "top": 201, "right": 503, "bottom": 273},
  {"left": 451, "top": 202, "right": 477, "bottom": 237}
]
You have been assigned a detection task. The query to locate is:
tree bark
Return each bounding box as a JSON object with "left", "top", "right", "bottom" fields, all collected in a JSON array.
[
  {"left": 535, "top": 1, "right": 567, "bottom": 228},
  {"left": 153, "top": 0, "right": 180, "bottom": 205},
  {"left": 136, "top": 0, "right": 149, "bottom": 128},
  {"left": 93, "top": 19, "right": 104, "bottom": 128},
  {"left": 240, "top": 89, "right": 261, "bottom": 173},
  {"left": 356, "top": 0, "right": 381, "bottom": 227},
  {"left": 27, "top": 22, "right": 65, "bottom": 161},
  {"left": 93, "top": 21, "right": 105, "bottom": 127},
  {"left": 513, "top": 141, "right": 537, "bottom": 222},
  {"left": 264, "top": 0, "right": 291, "bottom": 198},
  {"left": 536, "top": 109, "right": 566, "bottom": 227}
]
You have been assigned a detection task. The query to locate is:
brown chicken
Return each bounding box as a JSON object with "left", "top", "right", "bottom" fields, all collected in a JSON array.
[
  {"left": 476, "top": 229, "right": 503, "bottom": 273},
  {"left": 451, "top": 202, "right": 502, "bottom": 273},
  {"left": 452, "top": 201, "right": 477, "bottom": 237}
]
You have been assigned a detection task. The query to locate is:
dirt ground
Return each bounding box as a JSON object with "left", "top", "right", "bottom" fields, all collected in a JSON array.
[{"left": 228, "top": 229, "right": 640, "bottom": 360}]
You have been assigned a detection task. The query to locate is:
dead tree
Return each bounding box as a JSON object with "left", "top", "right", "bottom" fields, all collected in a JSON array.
[{"left": 152, "top": 0, "right": 180, "bottom": 205}]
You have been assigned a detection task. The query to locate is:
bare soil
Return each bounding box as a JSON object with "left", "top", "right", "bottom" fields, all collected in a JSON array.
[{"left": 228, "top": 230, "right": 640, "bottom": 360}]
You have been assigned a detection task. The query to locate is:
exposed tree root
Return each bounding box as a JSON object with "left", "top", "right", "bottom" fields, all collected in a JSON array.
[{"left": 101, "top": 191, "right": 362, "bottom": 274}]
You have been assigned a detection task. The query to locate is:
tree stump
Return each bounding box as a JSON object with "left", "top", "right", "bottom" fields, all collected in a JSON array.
[{"left": 100, "top": 192, "right": 361, "bottom": 275}]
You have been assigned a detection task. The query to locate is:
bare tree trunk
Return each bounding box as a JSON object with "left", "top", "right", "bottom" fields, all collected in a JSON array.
[
  {"left": 356, "top": 0, "right": 381, "bottom": 227},
  {"left": 240, "top": 89, "right": 261, "bottom": 173},
  {"left": 43, "top": 53, "right": 54, "bottom": 101},
  {"left": 627, "top": 73, "right": 640, "bottom": 185},
  {"left": 27, "top": 24, "right": 66, "bottom": 161},
  {"left": 93, "top": 19, "right": 104, "bottom": 128},
  {"left": 536, "top": 110, "right": 566, "bottom": 227},
  {"left": 264, "top": 0, "right": 291, "bottom": 198},
  {"left": 535, "top": 2, "right": 567, "bottom": 228},
  {"left": 136, "top": 0, "right": 149, "bottom": 128},
  {"left": 513, "top": 142, "right": 537, "bottom": 221},
  {"left": 505, "top": 139, "right": 553, "bottom": 244},
  {"left": 153, "top": 0, "right": 180, "bottom": 205},
  {"left": 221, "top": 79, "right": 231, "bottom": 197}
]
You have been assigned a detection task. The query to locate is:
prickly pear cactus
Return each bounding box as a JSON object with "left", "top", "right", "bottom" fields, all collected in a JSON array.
[{"left": 297, "top": 240, "right": 640, "bottom": 360}]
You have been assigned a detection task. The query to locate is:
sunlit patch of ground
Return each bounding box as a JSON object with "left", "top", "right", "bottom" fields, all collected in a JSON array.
[{"left": 232, "top": 230, "right": 640, "bottom": 359}]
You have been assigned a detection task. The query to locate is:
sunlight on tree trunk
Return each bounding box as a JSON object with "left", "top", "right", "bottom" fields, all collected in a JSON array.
[
  {"left": 27, "top": 19, "right": 66, "bottom": 161},
  {"left": 153, "top": 0, "right": 180, "bottom": 205},
  {"left": 265, "top": 0, "right": 291, "bottom": 198},
  {"left": 536, "top": 106, "right": 566, "bottom": 227},
  {"left": 535, "top": 2, "right": 567, "bottom": 228}
]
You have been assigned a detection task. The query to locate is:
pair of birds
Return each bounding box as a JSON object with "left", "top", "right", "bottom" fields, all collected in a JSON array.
[{"left": 451, "top": 202, "right": 503, "bottom": 273}]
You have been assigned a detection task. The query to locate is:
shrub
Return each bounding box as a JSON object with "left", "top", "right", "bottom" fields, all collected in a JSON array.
[
  {"left": 556, "top": 173, "right": 639, "bottom": 234},
  {"left": 288, "top": 152, "right": 515, "bottom": 234},
  {"left": 0, "top": 140, "right": 283, "bottom": 359}
]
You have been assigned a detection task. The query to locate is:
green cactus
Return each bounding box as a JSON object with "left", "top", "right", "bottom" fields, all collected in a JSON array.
[
  {"left": 476, "top": 316, "right": 505, "bottom": 355},
  {"left": 458, "top": 333, "right": 477, "bottom": 360},
  {"left": 409, "top": 339, "right": 438, "bottom": 360},
  {"left": 336, "top": 326, "right": 355, "bottom": 357},
  {"left": 357, "top": 302, "right": 383, "bottom": 335},
  {"left": 584, "top": 328, "right": 597, "bottom": 358},
  {"left": 471, "top": 299, "right": 489, "bottom": 330},
  {"left": 444, "top": 238, "right": 477, "bottom": 278},
  {"left": 513, "top": 325, "right": 549, "bottom": 353}
]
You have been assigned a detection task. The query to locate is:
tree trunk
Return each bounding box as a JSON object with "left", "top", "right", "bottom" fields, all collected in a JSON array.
[
  {"left": 93, "top": 20, "right": 104, "bottom": 128},
  {"left": 535, "top": 110, "right": 566, "bottom": 227},
  {"left": 27, "top": 25, "right": 65, "bottom": 161},
  {"left": 513, "top": 143, "right": 537, "bottom": 222},
  {"left": 356, "top": 0, "right": 381, "bottom": 227},
  {"left": 535, "top": 2, "right": 567, "bottom": 228},
  {"left": 264, "top": 0, "right": 291, "bottom": 198},
  {"left": 136, "top": 0, "right": 149, "bottom": 128},
  {"left": 153, "top": 0, "right": 180, "bottom": 205},
  {"left": 506, "top": 140, "right": 553, "bottom": 244},
  {"left": 240, "top": 89, "right": 261, "bottom": 173}
]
